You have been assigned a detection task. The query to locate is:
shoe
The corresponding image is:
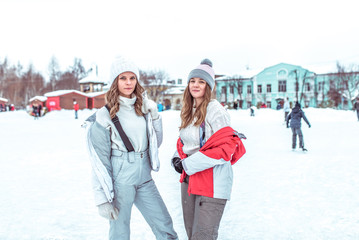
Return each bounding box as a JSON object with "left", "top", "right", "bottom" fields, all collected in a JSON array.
[{"left": 302, "top": 148, "right": 308, "bottom": 151}]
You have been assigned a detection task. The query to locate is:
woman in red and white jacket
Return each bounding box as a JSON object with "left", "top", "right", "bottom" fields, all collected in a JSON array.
[{"left": 172, "top": 59, "right": 246, "bottom": 240}]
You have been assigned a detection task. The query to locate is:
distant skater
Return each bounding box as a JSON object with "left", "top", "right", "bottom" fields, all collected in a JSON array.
[
  {"left": 32, "top": 103, "right": 39, "bottom": 120},
  {"left": 283, "top": 97, "right": 290, "bottom": 122},
  {"left": 286, "top": 102, "right": 311, "bottom": 151},
  {"left": 38, "top": 104, "right": 42, "bottom": 117},
  {"left": 250, "top": 105, "right": 255, "bottom": 116},
  {"left": 73, "top": 101, "right": 79, "bottom": 119}
]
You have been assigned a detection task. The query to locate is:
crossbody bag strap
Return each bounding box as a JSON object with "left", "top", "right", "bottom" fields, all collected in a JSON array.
[
  {"left": 199, "top": 121, "right": 206, "bottom": 148},
  {"left": 105, "top": 105, "right": 134, "bottom": 152}
]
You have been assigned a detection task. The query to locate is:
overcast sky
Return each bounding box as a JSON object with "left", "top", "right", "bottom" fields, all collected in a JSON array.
[{"left": 1, "top": 0, "right": 359, "bottom": 83}]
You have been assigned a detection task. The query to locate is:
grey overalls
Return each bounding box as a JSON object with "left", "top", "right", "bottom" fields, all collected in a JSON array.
[{"left": 109, "top": 149, "right": 177, "bottom": 240}]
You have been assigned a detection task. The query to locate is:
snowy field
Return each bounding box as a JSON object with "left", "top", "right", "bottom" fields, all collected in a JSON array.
[{"left": 0, "top": 107, "right": 358, "bottom": 240}]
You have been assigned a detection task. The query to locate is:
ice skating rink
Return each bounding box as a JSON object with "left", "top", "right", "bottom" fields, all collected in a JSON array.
[{"left": 0, "top": 108, "right": 358, "bottom": 240}]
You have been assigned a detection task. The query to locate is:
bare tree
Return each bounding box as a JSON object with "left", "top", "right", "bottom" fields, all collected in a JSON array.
[
  {"left": 290, "top": 69, "right": 312, "bottom": 105},
  {"left": 18, "top": 64, "right": 45, "bottom": 106},
  {"left": 3, "top": 65, "right": 21, "bottom": 106},
  {"left": 0, "top": 55, "right": 89, "bottom": 107},
  {"left": 0, "top": 58, "right": 8, "bottom": 97},
  {"left": 216, "top": 76, "right": 244, "bottom": 107},
  {"left": 327, "top": 77, "right": 342, "bottom": 107},
  {"left": 326, "top": 63, "right": 359, "bottom": 108},
  {"left": 299, "top": 70, "right": 311, "bottom": 104},
  {"left": 336, "top": 62, "right": 359, "bottom": 106},
  {"left": 139, "top": 70, "right": 154, "bottom": 86},
  {"left": 140, "top": 69, "right": 170, "bottom": 103},
  {"left": 47, "top": 57, "right": 87, "bottom": 91},
  {"left": 21, "top": 64, "right": 36, "bottom": 105},
  {"left": 232, "top": 76, "right": 244, "bottom": 107},
  {"left": 56, "top": 71, "right": 79, "bottom": 90},
  {"left": 48, "top": 56, "right": 60, "bottom": 91},
  {"left": 70, "top": 58, "right": 87, "bottom": 80}
]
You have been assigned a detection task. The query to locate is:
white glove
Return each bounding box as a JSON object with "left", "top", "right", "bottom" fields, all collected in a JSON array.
[
  {"left": 97, "top": 202, "right": 119, "bottom": 220},
  {"left": 142, "top": 98, "right": 159, "bottom": 120}
]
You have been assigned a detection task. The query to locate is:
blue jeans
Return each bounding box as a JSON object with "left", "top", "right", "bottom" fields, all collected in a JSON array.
[
  {"left": 109, "top": 149, "right": 178, "bottom": 240},
  {"left": 75, "top": 110, "right": 78, "bottom": 119}
]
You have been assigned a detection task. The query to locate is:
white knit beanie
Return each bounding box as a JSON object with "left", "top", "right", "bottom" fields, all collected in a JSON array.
[
  {"left": 187, "top": 59, "right": 215, "bottom": 91},
  {"left": 109, "top": 56, "right": 140, "bottom": 86}
]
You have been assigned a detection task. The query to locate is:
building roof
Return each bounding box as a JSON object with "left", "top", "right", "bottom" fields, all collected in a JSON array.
[
  {"left": 217, "top": 62, "right": 340, "bottom": 81},
  {"left": 216, "top": 68, "right": 260, "bottom": 81},
  {"left": 164, "top": 86, "right": 185, "bottom": 95},
  {"left": 85, "top": 91, "right": 107, "bottom": 97},
  {"left": 300, "top": 62, "right": 338, "bottom": 75},
  {"left": 29, "top": 96, "right": 47, "bottom": 102},
  {"left": 216, "top": 75, "right": 252, "bottom": 81},
  {"left": 257, "top": 62, "right": 314, "bottom": 76},
  {"left": 0, "top": 97, "right": 8, "bottom": 102},
  {"left": 79, "top": 75, "right": 105, "bottom": 84},
  {"left": 44, "top": 90, "right": 88, "bottom": 97}
]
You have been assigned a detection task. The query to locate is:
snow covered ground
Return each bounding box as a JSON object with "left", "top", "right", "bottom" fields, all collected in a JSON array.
[{"left": 0, "top": 107, "right": 358, "bottom": 240}]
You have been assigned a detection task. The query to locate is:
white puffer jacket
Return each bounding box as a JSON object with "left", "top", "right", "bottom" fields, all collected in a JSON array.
[{"left": 83, "top": 105, "right": 162, "bottom": 206}]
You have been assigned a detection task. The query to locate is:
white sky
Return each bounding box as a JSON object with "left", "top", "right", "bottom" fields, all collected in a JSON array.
[{"left": 1, "top": 0, "right": 359, "bottom": 82}]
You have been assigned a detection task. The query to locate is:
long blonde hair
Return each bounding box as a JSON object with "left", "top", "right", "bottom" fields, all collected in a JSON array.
[
  {"left": 105, "top": 77, "right": 145, "bottom": 119},
  {"left": 180, "top": 84, "right": 212, "bottom": 129}
]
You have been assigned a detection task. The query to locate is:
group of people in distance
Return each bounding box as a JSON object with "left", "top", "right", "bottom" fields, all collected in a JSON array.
[{"left": 31, "top": 102, "right": 42, "bottom": 120}]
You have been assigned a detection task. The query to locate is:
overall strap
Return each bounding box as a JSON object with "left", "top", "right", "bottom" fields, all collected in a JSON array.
[
  {"left": 199, "top": 121, "right": 206, "bottom": 148},
  {"left": 105, "top": 105, "right": 134, "bottom": 152}
]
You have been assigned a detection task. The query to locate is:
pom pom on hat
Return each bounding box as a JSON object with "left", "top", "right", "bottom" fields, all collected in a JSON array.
[
  {"left": 200, "top": 58, "right": 213, "bottom": 67},
  {"left": 109, "top": 56, "right": 140, "bottom": 86},
  {"left": 187, "top": 58, "right": 215, "bottom": 91}
]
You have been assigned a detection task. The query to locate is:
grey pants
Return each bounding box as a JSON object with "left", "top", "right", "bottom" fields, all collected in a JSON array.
[
  {"left": 181, "top": 181, "right": 227, "bottom": 240},
  {"left": 291, "top": 127, "right": 304, "bottom": 148},
  {"left": 110, "top": 149, "right": 178, "bottom": 240}
]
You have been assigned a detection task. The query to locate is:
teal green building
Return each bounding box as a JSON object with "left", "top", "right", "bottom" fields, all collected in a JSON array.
[{"left": 215, "top": 63, "right": 358, "bottom": 110}]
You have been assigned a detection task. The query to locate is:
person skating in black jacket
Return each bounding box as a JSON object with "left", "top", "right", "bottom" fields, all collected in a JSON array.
[{"left": 286, "top": 102, "right": 311, "bottom": 151}]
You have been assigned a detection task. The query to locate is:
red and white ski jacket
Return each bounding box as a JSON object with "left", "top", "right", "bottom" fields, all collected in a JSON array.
[{"left": 177, "top": 126, "right": 246, "bottom": 200}]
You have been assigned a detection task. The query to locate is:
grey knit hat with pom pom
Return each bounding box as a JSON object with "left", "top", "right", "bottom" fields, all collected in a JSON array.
[{"left": 187, "top": 59, "right": 215, "bottom": 91}]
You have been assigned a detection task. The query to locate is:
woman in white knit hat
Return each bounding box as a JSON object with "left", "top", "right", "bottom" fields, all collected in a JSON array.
[
  {"left": 172, "top": 59, "right": 246, "bottom": 239},
  {"left": 84, "top": 56, "right": 178, "bottom": 240}
]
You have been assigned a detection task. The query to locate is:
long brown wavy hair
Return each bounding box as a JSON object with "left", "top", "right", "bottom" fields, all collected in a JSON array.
[
  {"left": 105, "top": 76, "right": 145, "bottom": 119},
  {"left": 180, "top": 84, "right": 212, "bottom": 129}
]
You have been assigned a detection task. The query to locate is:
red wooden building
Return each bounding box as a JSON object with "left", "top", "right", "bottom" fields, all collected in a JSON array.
[
  {"left": 43, "top": 90, "right": 106, "bottom": 111},
  {"left": 44, "top": 90, "right": 88, "bottom": 111},
  {"left": 86, "top": 92, "right": 106, "bottom": 109}
]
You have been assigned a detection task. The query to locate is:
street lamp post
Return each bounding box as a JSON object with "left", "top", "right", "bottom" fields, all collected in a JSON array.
[{"left": 294, "top": 69, "right": 299, "bottom": 101}]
